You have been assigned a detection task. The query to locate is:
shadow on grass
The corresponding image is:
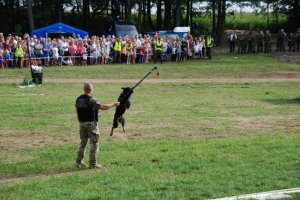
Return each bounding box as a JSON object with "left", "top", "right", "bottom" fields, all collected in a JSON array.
[{"left": 263, "top": 97, "right": 300, "bottom": 105}]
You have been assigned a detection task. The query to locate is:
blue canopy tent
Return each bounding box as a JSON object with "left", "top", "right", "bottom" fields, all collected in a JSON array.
[{"left": 31, "top": 23, "right": 88, "bottom": 38}]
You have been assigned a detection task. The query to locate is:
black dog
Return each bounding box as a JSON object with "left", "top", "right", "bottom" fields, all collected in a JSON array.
[{"left": 110, "top": 87, "right": 133, "bottom": 136}]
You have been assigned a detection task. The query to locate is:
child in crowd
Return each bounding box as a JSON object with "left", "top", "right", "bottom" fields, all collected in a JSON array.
[
  {"left": 82, "top": 48, "right": 88, "bottom": 66},
  {"left": 51, "top": 44, "right": 59, "bottom": 66},
  {"left": 58, "top": 56, "right": 73, "bottom": 66},
  {"left": 126, "top": 40, "right": 133, "bottom": 64},
  {"left": 194, "top": 41, "right": 200, "bottom": 59},
  {"left": 4, "top": 50, "right": 11, "bottom": 67},
  {"left": 0, "top": 49, "right": 3, "bottom": 69},
  {"left": 89, "top": 48, "right": 97, "bottom": 65},
  {"left": 171, "top": 44, "right": 177, "bottom": 62},
  {"left": 175, "top": 42, "right": 181, "bottom": 62},
  {"left": 166, "top": 44, "right": 172, "bottom": 62},
  {"left": 65, "top": 57, "right": 73, "bottom": 66},
  {"left": 121, "top": 43, "right": 127, "bottom": 63}
]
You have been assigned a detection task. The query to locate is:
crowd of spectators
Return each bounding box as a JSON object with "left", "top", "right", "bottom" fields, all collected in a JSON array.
[
  {"left": 1, "top": 28, "right": 299, "bottom": 69},
  {"left": 0, "top": 32, "right": 214, "bottom": 69}
]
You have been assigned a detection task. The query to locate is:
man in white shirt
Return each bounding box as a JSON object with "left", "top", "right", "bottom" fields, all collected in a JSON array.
[{"left": 228, "top": 31, "right": 237, "bottom": 53}]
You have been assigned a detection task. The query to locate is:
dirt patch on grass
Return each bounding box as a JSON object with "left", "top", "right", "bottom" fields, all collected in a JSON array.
[
  {"left": 1, "top": 113, "right": 298, "bottom": 149},
  {"left": 0, "top": 132, "right": 77, "bottom": 151},
  {"left": 101, "top": 114, "right": 299, "bottom": 141},
  {"left": 273, "top": 52, "right": 300, "bottom": 64},
  {"left": 233, "top": 115, "right": 300, "bottom": 130}
]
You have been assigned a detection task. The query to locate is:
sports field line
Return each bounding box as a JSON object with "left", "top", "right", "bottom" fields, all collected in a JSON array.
[
  {"left": 1, "top": 77, "right": 300, "bottom": 84},
  {"left": 212, "top": 187, "right": 300, "bottom": 200}
]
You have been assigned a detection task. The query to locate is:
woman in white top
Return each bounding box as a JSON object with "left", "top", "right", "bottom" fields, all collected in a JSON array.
[
  {"left": 51, "top": 44, "right": 59, "bottom": 65},
  {"left": 193, "top": 41, "right": 200, "bottom": 59},
  {"left": 103, "top": 39, "right": 111, "bottom": 64}
]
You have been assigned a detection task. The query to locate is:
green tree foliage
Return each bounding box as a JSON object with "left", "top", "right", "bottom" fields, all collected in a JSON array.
[{"left": 0, "top": 0, "right": 298, "bottom": 35}]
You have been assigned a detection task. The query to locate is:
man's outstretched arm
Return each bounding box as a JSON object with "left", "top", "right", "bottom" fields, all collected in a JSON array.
[{"left": 100, "top": 102, "right": 120, "bottom": 110}]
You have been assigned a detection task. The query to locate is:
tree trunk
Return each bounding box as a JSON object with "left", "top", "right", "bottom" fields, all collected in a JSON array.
[
  {"left": 211, "top": 0, "right": 216, "bottom": 38},
  {"left": 164, "top": 0, "right": 171, "bottom": 29},
  {"left": 293, "top": 0, "right": 300, "bottom": 29},
  {"left": 156, "top": 0, "right": 162, "bottom": 30},
  {"left": 186, "top": 0, "right": 190, "bottom": 26},
  {"left": 267, "top": 2, "right": 270, "bottom": 27},
  {"left": 143, "top": 0, "right": 146, "bottom": 28},
  {"left": 216, "top": 0, "right": 225, "bottom": 45},
  {"left": 124, "top": 0, "right": 128, "bottom": 19},
  {"left": 16, "top": 0, "right": 20, "bottom": 8},
  {"left": 175, "top": 0, "right": 180, "bottom": 26},
  {"left": 56, "top": 0, "right": 63, "bottom": 22},
  {"left": 27, "top": 0, "right": 35, "bottom": 32},
  {"left": 190, "top": 0, "right": 193, "bottom": 33},
  {"left": 127, "top": 0, "right": 131, "bottom": 20},
  {"left": 82, "top": 0, "right": 90, "bottom": 29},
  {"left": 216, "top": 0, "right": 222, "bottom": 45},
  {"left": 9, "top": 0, "right": 14, "bottom": 9},
  {"left": 138, "top": 0, "right": 142, "bottom": 32},
  {"left": 147, "top": 0, "right": 152, "bottom": 29},
  {"left": 221, "top": 0, "right": 226, "bottom": 24}
]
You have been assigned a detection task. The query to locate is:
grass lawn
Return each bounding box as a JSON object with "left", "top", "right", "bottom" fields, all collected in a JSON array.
[
  {"left": 0, "top": 54, "right": 299, "bottom": 79},
  {"left": 0, "top": 54, "right": 299, "bottom": 199}
]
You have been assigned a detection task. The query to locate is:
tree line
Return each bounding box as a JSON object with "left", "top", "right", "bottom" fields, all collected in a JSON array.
[{"left": 0, "top": 0, "right": 299, "bottom": 44}]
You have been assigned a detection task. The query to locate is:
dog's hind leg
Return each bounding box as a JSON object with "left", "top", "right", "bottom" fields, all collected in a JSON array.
[
  {"left": 120, "top": 116, "right": 126, "bottom": 132},
  {"left": 111, "top": 115, "right": 119, "bottom": 136},
  {"left": 110, "top": 127, "right": 114, "bottom": 136}
]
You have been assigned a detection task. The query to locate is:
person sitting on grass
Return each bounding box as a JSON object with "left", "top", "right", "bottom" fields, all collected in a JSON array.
[{"left": 58, "top": 56, "right": 73, "bottom": 66}]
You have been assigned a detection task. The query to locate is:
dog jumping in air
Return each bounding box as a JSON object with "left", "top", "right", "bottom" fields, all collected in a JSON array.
[{"left": 110, "top": 87, "right": 133, "bottom": 136}]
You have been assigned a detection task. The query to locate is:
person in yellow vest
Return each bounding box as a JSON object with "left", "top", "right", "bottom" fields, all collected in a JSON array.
[
  {"left": 113, "top": 37, "right": 122, "bottom": 63},
  {"left": 154, "top": 37, "right": 163, "bottom": 64},
  {"left": 15, "top": 43, "right": 24, "bottom": 68},
  {"left": 206, "top": 35, "right": 214, "bottom": 60}
]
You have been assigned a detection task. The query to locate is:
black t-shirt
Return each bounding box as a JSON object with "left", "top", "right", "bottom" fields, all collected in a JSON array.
[
  {"left": 181, "top": 41, "right": 188, "bottom": 50},
  {"left": 75, "top": 94, "right": 101, "bottom": 122}
]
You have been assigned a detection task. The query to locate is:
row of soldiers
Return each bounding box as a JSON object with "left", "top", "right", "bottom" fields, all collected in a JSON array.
[{"left": 228, "top": 29, "right": 300, "bottom": 54}]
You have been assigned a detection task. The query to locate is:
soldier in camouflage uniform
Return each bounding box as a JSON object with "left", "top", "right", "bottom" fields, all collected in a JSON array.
[
  {"left": 264, "top": 30, "right": 272, "bottom": 53},
  {"left": 287, "top": 32, "right": 296, "bottom": 52},
  {"left": 75, "top": 83, "right": 119, "bottom": 169},
  {"left": 277, "top": 29, "right": 286, "bottom": 52},
  {"left": 237, "top": 34, "right": 246, "bottom": 54},
  {"left": 256, "top": 31, "right": 264, "bottom": 53},
  {"left": 296, "top": 28, "right": 300, "bottom": 52},
  {"left": 240, "top": 34, "right": 247, "bottom": 54},
  {"left": 247, "top": 32, "right": 255, "bottom": 54}
]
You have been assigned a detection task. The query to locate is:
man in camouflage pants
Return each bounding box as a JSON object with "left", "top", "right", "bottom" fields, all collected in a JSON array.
[
  {"left": 256, "top": 31, "right": 264, "bottom": 53},
  {"left": 75, "top": 83, "right": 119, "bottom": 169},
  {"left": 264, "top": 30, "right": 272, "bottom": 53}
]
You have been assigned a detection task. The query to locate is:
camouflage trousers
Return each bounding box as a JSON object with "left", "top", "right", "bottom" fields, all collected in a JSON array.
[{"left": 76, "top": 122, "right": 100, "bottom": 167}]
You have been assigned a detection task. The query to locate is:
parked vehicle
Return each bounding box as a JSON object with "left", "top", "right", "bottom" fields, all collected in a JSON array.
[
  {"left": 147, "top": 27, "right": 190, "bottom": 38},
  {"left": 104, "top": 19, "right": 139, "bottom": 37}
]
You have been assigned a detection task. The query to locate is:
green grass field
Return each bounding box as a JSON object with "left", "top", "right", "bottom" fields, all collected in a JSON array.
[{"left": 0, "top": 54, "right": 299, "bottom": 199}]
